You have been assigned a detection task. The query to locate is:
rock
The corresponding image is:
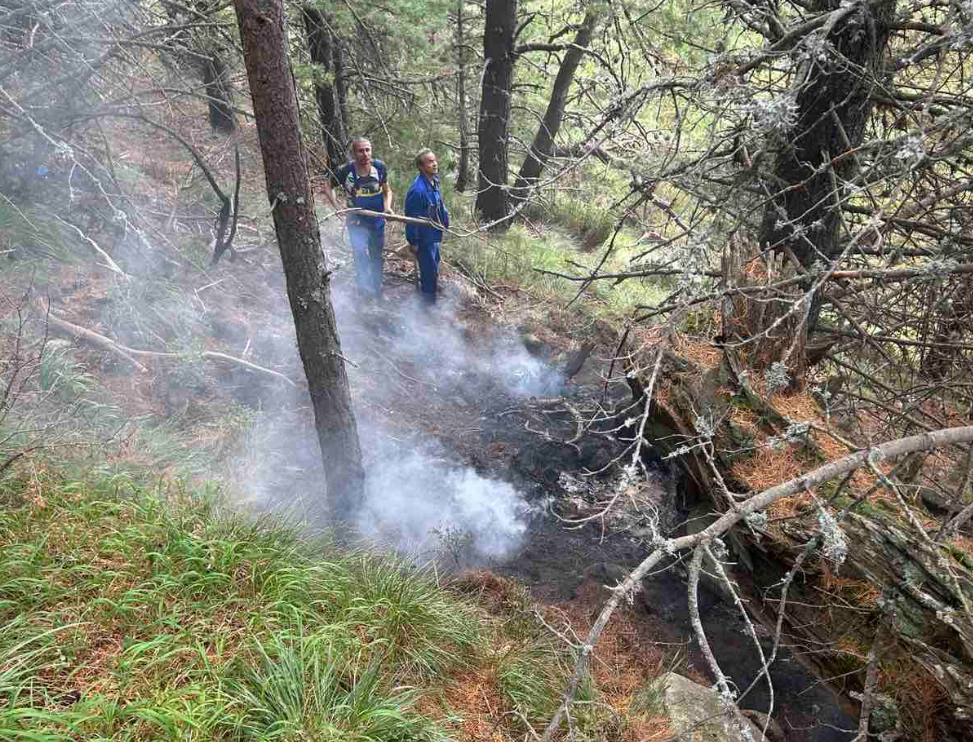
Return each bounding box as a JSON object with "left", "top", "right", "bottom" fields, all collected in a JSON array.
[
  {"left": 661, "top": 672, "right": 767, "bottom": 741},
  {"left": 739, "top": 709, "right": 785, "bottom": 742}
]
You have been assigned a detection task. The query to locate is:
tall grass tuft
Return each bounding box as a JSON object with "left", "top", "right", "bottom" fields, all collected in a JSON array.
[{"left": 220, "top": 634, "right": 449, "bottom": 741}]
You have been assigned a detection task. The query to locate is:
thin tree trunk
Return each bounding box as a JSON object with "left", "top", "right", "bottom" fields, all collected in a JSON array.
[
  {"left": 232, "top": 0, "right": 364, "bottom": 517},
  {"left": 511, "top": 7, "right": 599, "bottom": 203},
  {"left": 202, "top": 51, "right": 235, "bottom": 132},
  {"left": 455, "top": 0, "right": 470, "bottom": 192},
  {"left": 475, "top": 0, "right": 517, "bottom": 225},
  {"left": 302, "top": 5, "right": 344, "bottom": 172}
]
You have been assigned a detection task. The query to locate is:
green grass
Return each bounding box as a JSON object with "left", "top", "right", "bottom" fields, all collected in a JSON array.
[
  {"left": 0, "top": 202, "right": 87, "bottom": 264},
  {"left": 522, "top": 195, "right": 616, "bottom": 252},
  {"left": 0, "top": 471, "right": 641, "bottom": 741},
  {"left": 457, "top": 221, "right": 670, "bottom": 321}
]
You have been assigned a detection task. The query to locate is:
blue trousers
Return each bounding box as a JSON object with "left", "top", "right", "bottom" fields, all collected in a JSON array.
[
  {"left": 348, "top": 219, "right": 385, "bottom": 298},
  {"left": 415, "top": 241, "right": 440, "bottom": 303}
]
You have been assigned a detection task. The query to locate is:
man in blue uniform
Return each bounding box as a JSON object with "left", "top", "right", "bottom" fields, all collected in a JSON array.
[
  {"left": 404, "top": 148, "right": 449, "bottom": 305},
  {"left": 325, "top": 137, "right": 393, "bottom": 300}
]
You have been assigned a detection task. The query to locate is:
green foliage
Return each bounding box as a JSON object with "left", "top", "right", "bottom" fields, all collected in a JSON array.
[
  {"left": 0, "top": 473, "right": 558, "bottom": 741},
  {"left": 523, "top": 195, "right": 616, "bottom": 251},
  {"left": 221, "top": 635, "right": 448, "bottom": 741},
  {"left": 497, "top": 637, "right": 601, "bottom": 736},
  {"left": 38, "top": 340, "right": 96, "bottom": 403}
]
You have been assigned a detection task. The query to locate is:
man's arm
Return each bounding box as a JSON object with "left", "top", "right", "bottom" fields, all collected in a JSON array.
[
  {"left": 382, "top": 180, "right": 393, "bottom": 214},
  {"left": 323, "top": 164, "right": 345, "bottom": 211},
  {"left": 323, "top": 181, "right": 339, "bottom": 211}
]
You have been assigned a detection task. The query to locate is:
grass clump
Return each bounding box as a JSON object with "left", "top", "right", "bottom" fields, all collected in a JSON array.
[
  {"left": 0, "top": 471, "right": 485, "bottom": 740},
  {"left": 1, "top": 470, "right": 660, "bottom": 741}
]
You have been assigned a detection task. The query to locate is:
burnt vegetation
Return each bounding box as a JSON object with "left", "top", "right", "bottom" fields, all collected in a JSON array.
[{"left": 1, "top": 0, "right": 973, "bottom": 741}]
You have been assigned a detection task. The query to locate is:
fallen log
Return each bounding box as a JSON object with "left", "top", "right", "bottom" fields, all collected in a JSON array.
[{"left": 625, "top": 342, "right": 973, "bottom": 740}]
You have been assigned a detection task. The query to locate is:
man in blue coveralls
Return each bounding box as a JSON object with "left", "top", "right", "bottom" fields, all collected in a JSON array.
[
  {"left": 404, "top": 148, "right": 450, "bottom": 305},
  {"left": 324, "top": 137, "right": 394, "bottom": 300}
]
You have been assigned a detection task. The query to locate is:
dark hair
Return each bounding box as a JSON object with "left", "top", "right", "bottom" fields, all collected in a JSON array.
[{"left": 414, "top": 148, "right": 435, "bottom": 169}]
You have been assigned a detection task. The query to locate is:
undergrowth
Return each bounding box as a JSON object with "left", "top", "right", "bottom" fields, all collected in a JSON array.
[
  {"left": 0, "top": 472, "right": 648, "bottom": 741},
  {"left": 457, "top": 221, "right": 669, "bottom": 320}
]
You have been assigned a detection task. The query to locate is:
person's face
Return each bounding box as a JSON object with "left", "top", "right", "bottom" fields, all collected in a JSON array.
[
  {"left": 419, "top": 152, "right": 438, "bottom": 179},
  {"left": 352, "top": 141, "right": 372, "bottom": 168}
]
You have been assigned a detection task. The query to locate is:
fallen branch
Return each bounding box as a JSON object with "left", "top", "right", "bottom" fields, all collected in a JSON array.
[
  {"left": 42, "top": 303, "right": 148, "bottom": 372},
  {"left": 327, "top": 207, "right": 441, "bottom": 228},
  {"left": 54, "top": 216, "right": 130, "bottom": 278},
  {"left": 540, "top": 424, "right": 973, "bottom": 742},
  {"left": 38, "top": 301, "right": 296, "bottom": 386}
]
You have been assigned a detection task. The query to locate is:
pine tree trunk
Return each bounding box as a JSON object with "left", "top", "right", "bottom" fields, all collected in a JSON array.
[
  {"left": 759, "top": 0, "right": 896, "bottom": 333},
  {"left": 511, "top": 6, "right": 599, "bottom": 202},
  {"left": 334, "top": 37, "right": 350, "bottom": 142},
  {"left": 233, "top": 0, "right": 364, "bottom": 517},
  {"left": 454, "top": 0, "right": 470, "bottom": 193},
  {"left": 475, "top": 0, "right": 517, "bottom": 225},
  {"left": 302, "top": 5, "right": 345, "bottom": 172},
  {"left": 202, "top": 51, "right": 235, "bottom": 133}
]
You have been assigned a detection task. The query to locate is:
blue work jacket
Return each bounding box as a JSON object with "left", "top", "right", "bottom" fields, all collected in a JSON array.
[{"left": 405, "top": 174, "right": 449, "bottom": 247}]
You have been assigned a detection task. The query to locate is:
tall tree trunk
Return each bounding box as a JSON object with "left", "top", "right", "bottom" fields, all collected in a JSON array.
[
  {"left": 232, "top": 0, "right": 364, "bottom": 517},
  {"left": 758, "top": 0, "right": 896, "bottom": 333},
  {"left": 201, "top": 51, "right": 235, "bottom": 133},
  {"left": 475, "top": 0, "right": 517, "bottom": 225},
  {"left": 302, "top": 5, "right": 345, "bottom": 172},
  {"left": 454, "top": 0, "right": 470, "bottom": 193},
  {"left": 511, "top": 7, "right": 599, "bottom": 203},
  {"left": 334, "top": 36, "right": 350, "bottom": 142}
]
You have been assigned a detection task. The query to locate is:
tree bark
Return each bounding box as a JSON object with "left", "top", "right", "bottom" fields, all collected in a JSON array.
[
  {"left": 302, "top": 5, "right": 346, "bottom": 172},
  {"left": 454, "top": 0, "right": 470, "bottom": 193},
  {"left": 475, "top": 0, "right": 518, "bottom": 225},
  {"left": 232, "top": 0, "right": 364, "bottom": 517},
  {"left": 511, "top": 6, "right": 599, "bottom": 203},
  {"left": 333, "top": 33, "right": 350, "bottom": 141},
  {"left": 758, "top": 0, "right": 896, "bottom": 332}
]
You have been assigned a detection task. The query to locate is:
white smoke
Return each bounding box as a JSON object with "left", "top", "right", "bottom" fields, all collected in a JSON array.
[
  {"left": 228, "top": 273, "right": 560, "bottom": 565},
  {"left": 356, "top": 445, "right": 529, "bottom": 562}
]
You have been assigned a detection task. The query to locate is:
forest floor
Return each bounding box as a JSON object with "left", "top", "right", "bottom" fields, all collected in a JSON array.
[
  {"left": 11, "top": 203, "right": 856, "bottom": 740},
  {"left": 244, "top": 234, "right": 857, "bottom": 742}
]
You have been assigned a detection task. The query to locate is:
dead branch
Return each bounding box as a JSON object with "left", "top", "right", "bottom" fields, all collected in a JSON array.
[
  {"left": 211, "top": 145, "right": 242, "bottom": 265},
  {"left": 540, "top": 424, "right": 973, "bottom": 741},
  {"left": 37, "top": 301, "right": 296, "bottom": 386},
  {"left": 53, "top": 216, "right": 130, "bottom": 278}
]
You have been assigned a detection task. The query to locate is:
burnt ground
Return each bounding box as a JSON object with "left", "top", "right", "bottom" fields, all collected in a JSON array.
[{"left": 225, "top": 252, "right": 855, "bottom": 742}]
